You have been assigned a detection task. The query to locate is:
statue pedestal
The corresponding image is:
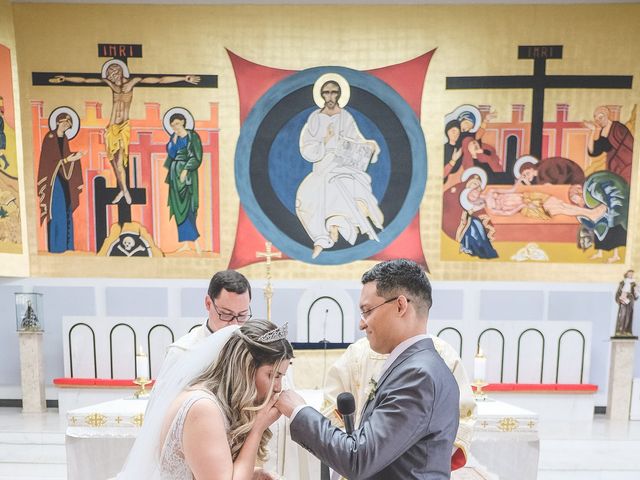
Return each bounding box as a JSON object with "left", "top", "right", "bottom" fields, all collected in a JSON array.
[
  {"left": 607, "top": 337, "right": 638, "bottom": 421},
  {"left": 18, "top": 331, "right": 46, "bottom": 413}
]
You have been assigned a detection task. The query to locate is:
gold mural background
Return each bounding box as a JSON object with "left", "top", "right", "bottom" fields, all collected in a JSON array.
[
  {"left": 6, "top": 2, "right": 640, "bottom": 281},
  {"left": 0, "top": 0, "right": 28, "bottom": 275}
]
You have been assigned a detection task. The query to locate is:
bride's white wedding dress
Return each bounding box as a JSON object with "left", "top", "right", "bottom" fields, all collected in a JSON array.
[
  {"left": 159, "top": 390, "right": 229, "bottom": 479},
  {"left": 118, "top": 326, "right": 239, "bottom": 479}
]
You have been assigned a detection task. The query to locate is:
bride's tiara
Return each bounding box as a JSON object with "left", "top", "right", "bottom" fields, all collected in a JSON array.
[{"left": 257, "top": 323, "right": 288, "bottom": 343}]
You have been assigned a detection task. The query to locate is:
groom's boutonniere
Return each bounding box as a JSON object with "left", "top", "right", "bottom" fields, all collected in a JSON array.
[{"left": 367, "top": 377, "right": 378, "bottom": 402}]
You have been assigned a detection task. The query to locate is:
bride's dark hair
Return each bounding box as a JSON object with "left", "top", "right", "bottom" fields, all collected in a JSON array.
[{"left": 190, "top": 319, "right": 293, "bottom": 461}]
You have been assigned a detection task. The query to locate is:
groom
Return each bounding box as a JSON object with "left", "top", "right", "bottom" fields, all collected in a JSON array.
[{"left": 277, "top": 259, "right": 459, "bottom": 479}]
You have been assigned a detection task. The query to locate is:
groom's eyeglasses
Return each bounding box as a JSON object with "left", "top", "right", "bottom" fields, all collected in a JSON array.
[
  {"left": 212, "top": 301, "right": 252, "bottom": 324},
  {"left": 360, "top": 296, "right": 410, "bottom": 320}
]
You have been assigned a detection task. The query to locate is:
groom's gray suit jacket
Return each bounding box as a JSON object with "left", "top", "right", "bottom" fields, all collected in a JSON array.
[{"left": 290, "top": 338, "right": 459, "bottom": 479}]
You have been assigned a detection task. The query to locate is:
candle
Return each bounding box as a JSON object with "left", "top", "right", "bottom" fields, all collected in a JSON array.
[
  {"left": 474, "top": 349, "right": 487, "bottom": 383},
  {"left": 136, "top": 345, "right": 149, "bottom": 379}
]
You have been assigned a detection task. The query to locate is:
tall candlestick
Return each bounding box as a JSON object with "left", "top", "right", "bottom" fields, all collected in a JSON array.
[
  {"left": 136, "top": 344, "right": 149, "bottom": 380},
  {"left": 256, "top": 241, "right": 281, "bottom": 323},
  {"left": 474, "top": 348, "right": 487, "bottom": 383}
]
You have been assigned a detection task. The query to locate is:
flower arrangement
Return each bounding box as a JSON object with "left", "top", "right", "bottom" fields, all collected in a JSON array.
[{"left": 367, "top": 377, "right": 378, "bottom": 402}]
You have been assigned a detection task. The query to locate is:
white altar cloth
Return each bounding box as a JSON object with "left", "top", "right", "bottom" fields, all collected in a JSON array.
[
  {"left": 64, "top": 392, "right": 322, "bottom": 480},
  {"left": 65, "top": 396, "right": 144, "bottom": 480},
  {"left": 470, "top": 398, "right": 539, "bottom": 480},
  {"left": 64, "top": 392, "right": 538, "bottom": 480}
]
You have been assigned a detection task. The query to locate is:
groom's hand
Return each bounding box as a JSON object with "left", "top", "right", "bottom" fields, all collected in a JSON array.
[{"left": 275, "top": 390, "right": 306, "bottom": 417}]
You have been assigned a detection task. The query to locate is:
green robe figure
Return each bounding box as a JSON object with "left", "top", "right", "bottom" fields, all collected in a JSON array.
[{"left": 164, "top": 113, "right": 203, "bottom": 254}]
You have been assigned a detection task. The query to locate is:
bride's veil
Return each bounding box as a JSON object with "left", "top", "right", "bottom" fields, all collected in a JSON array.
[{"left": 117, "top": 325, "right": 240, "bottom": 479}]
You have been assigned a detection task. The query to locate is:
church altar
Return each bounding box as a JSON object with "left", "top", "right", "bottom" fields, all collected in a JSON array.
[
  {"left": 64, "top": 391, "right": 538, "bottom": 479},
  {"left": 65, "top": 397, "right": 143, "bottom": 479},
  {"left": 63, "top": 391, "right": 322, "bottom": 480},
  {"left": 470, "top": 399, "right": 539, "bottom": 480}
]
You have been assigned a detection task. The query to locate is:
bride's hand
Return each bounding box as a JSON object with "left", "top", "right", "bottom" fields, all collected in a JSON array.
[
  {"left": 254, "top": 394, "right": 281, "bottom": 431},
  {"left": 252, "top": 467, "right": 280, "bottom": 479}
]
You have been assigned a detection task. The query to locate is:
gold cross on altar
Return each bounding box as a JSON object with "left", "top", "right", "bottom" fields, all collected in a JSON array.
[{"left": 256, "top": 242, "right": 281, "bottom": 322}]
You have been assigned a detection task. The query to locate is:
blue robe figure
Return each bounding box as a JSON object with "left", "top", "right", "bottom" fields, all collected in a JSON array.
[
  {"left": 36, "top": 114, "right": 84, "bottom": 253},
  {"left": 459, "top": 213, "right": 498, "bottom": 259}
]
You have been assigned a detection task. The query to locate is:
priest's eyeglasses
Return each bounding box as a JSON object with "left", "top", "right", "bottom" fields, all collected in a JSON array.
[{"left": 212, "top": 301, "right": 252, "bottom": 324}]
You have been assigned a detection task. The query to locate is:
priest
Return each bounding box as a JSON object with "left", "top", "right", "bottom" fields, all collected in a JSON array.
[{"left": 154, "top": 269, "right": 252, "bottom": 382}]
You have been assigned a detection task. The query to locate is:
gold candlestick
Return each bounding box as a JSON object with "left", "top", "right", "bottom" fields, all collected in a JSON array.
[
  {"left": 256, "top": 241, "right": 281, "bottom": 323},
  {"left": 472, "top": 381, "right": 489, "bottom": 401},
  {"left": 133, "top": 377, "right": 152, "bottom": 398}
]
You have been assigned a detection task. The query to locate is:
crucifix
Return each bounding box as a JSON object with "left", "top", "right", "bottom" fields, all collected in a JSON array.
[
  {"left": 446, "top": 45, "right": 633, "bottom": 159},
  {"left": 32, "top": 43, "right": 217, "bottom": 251},
  {"left": 256, "top": 241, "right": 282, "bottom": 323}
]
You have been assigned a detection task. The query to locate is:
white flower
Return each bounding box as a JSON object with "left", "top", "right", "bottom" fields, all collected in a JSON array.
[{"left": 367, "top": 377, "right": 378, "bottom": 401}]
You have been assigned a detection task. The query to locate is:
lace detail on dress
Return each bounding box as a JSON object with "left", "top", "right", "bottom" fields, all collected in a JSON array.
[{"left": 159, "top": 390, "right": 228, "bottom": 479}]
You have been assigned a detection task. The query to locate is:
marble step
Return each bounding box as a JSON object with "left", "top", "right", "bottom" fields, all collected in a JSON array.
[
  {"left": 0, "top": 442, "right": 66, "bottom": 464},
  {"left": 538, "top": 472, "right": 640, "bottom": 480},
  {"left": 0, "top": 462, "right": 66, "bottom": 478},
  {"left": 0, "top": 431, "right": 66, "bottom": 465},
  {"left": 539, "top": 439, "right": 640, "bottom": 471},
  {"left": 0, "top": 431, "right": 64, "bottom": 445}
]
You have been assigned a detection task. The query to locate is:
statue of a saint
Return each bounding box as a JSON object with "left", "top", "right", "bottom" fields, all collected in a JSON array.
[{"left": 615, "top": 269, "right": 639, "bottom": 337}]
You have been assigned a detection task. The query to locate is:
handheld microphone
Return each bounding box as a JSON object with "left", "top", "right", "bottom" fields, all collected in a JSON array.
[{"left": 337, "top": 392, "right": 356, "bottom": 435}]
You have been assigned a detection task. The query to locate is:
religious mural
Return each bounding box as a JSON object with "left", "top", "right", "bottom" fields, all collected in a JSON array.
[
  {"left": 441, "top": 45, "right": 635, "bottom": 264},
  {"left": 0, "top": 43, "right": 21, "bottom": 253},
  {"left": 229, "top": 51, "right": 431, "bottom": 268},
  {"left": 7, "top": 3, "right": 640, "bottom": 279},
  {"left": 31, "top": 45, "right": 219, "bottom": 257}
]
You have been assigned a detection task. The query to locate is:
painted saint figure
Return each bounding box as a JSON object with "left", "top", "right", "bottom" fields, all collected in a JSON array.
[
  {"left": 296, "top": 74, "right": 384, "bottom": 259},
  {"left": 456, "top": 169, "right": 498, "bottom": 259},
  {"left": 514, "top": 155, "right": 586, "bottom": 186},
  {"left": 443, "top": 119, "right": 462, "bottom": 183},
  {"left": 50, "top": 59, "right": 200, "bottom": 205},
  {"left": 459, "top": 137, "right": 503, "bottom": 177},
  {"left": 163, "top": 109, "right": 203, "bottom": 254},
  {"left": 458, "top": 106, "right": 495, "bottom": 145},
  {"left": 585, "top": 106, "right": 634, "bottom": 183},
  {"left": 571, "top": 172, "right": 629, "bottom": 264},
  {"left": 36, "top": 108, "right": 85, "bottom": 253},
  {"left": 0, "top": 96, "right": 7, "bottom": 170},
  {"left": 615, "top": 269, "right": 639, "bottom": 336}
]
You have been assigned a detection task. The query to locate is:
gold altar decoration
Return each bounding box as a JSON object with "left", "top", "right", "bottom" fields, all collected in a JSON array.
[
  {"left": 133, "top": 377, "right": 151, "bottom": 399},
  {"left": 85, "top": 413, "right": 107, "bottom": 428},
  {"left": 132, "top": 413, "right": 144, "bottom": 427},
  {"left": 498, "top": 417, "right": 519, "bottom": 432},
  {"left": 256, "top": 241, "right": 281, "bottom": 323}
]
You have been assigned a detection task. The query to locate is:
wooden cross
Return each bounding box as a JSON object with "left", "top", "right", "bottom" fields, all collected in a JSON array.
[{"left": 447, "top": 45, "right": 633, "bottom": 159}]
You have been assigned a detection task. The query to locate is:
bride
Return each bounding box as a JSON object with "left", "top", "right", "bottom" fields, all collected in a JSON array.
[{"left": 118, "top": 319, "right": 293, "bottom": 479}]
